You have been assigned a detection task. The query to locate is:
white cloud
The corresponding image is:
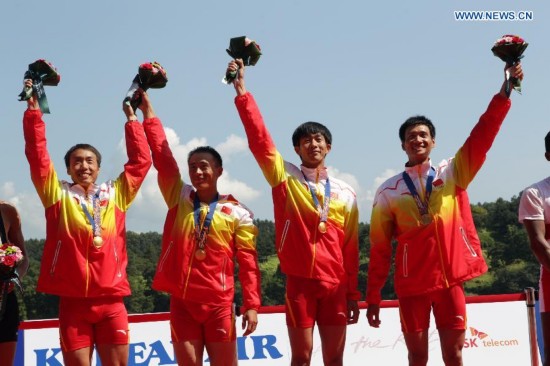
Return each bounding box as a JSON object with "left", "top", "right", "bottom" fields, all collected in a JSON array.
[
  {"left": 367, "top": 169, "right": 398, "bottom": 201},
  {"left": 1, "top": 182, "right": 46, "bottom": 240},
  {"left": 1, "top": 182, "right": 15, "bottom": 197},
  {"left": 126, "top": 172, "right": 167, "bottom": 234},
  {"left": 326, "top": 166, "right": 361, "bottom": 194},
  {"left": 218, "top": 171, "right": 261, "bottom": 202},
  {"left": 326, "top": 166, "right": 371, "bottom": 222},
  {"left": 358, "top": 168, "right": 398, "bottom": 222},
  {"left": 216, "top": 134, "right": 248, "bottom": 162}
]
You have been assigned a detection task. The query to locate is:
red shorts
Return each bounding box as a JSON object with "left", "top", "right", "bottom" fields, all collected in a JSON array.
[
  {"left": 58, "top": 296, "right": 129, "bottom": 352},
  {"left": 170, "top": 298, "right": 236, "bottom": 343},
  {"left": 540, "top": 266, "right": 550, "bottom": 313},
  {"left": 398, "top": 285, "right": 466, "bottom": 333},
  {"left": 285, "top": 275, "right": 347, "bottom": 328}
]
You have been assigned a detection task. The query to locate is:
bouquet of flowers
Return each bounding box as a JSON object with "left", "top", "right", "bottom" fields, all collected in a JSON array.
[
  {"left": 124, "top": 61, "right": 168, "bottom": 111},
  {"left": 491, "top": 34, "right": 528, "bottom": 94},
  {"left": 18, "top": 59, "right": 61, "bottom": 114},
  {"left": 222, "top": 36, "right": 262, "bottom": 84},
  {"left": 0, "top": 244, "right": 24, "bottom": 321}
]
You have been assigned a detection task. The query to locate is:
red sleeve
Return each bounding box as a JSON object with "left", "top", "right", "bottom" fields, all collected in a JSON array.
[
  {"left": 454, "top": 93, "right": 511, "bottom": 189},
  {"left": 234, "top": 210, "right": 261, "bottom": 311},
  {"left": 23, "top": 109, "right": 60, "bottom": 208},
  {"left": 115, "top": 121, "right": 152, "bottom": 209},
  {"left": 142, "top": 117, "right": 183, "bottom": 208},
  {"left": 235, "top": 92, "right": 287, "bottom": 188},
  {"left": 344, "top": 198, "right": 361, "bottom": 301}
]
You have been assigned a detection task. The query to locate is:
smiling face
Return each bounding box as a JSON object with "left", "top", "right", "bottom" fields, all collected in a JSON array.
[
  {"left": 402, "top": 124, "right": 436, "bottom": 166},
  {"left": 294, "top": 133, "right": 332, "bottom": 169},
  {"left": 66, "top": 148, "right": 100, "bottom": 190},
  {"left": 188, "top": 152, "right": 223, "bottom": 199}
]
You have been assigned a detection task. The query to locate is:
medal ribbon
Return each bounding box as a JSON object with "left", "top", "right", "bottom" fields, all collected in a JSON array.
[
  {"left": 193, "top": 194, "right": 219, "bottom": 251},
  {"left": 81, "top": 190, "right": 102, "bottom": 238},
  {"left": 402, "top": 168, "right": 435, "bottom": 218},
  {"left": 302, "top": 172, "right": 331, "bottom": 224}
]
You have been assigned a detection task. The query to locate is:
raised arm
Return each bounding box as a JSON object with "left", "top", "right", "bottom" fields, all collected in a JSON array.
[
  {"left": 229, "top": 60, "right": 287, "bottom": 188},
  {"left": 453, "top": 64, "right": 523, "bottom": 189},
  {"left": 114, "top": 91, "right": 152, "bottom": 209},
  {"left": 22, "top": 79, "right": 60, "bottom": 208},
  {"left": 139, "top": 90, "right": 183, "bottom": 208}
]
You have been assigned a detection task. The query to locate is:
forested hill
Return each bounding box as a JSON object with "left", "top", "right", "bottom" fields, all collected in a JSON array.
[{"left": 18, "top": 195, "right": 538, "bottom": 320}]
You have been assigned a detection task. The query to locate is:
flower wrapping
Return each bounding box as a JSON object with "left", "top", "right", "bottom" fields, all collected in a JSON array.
[
  {"left": 0, "top": 244, "right": 24, "bottom": 321},
  {"left": 491, "top": 34, "right": 528, "bottom": 93},
  {"left": 18, "top": 59, "right": 61, "bottom": 114},
  {"left": 223, "top": 36, "right": 262, "bottom": 84},
  {"left": 226, "top": 36, "right": 262, "bottom": 66},
  {"left": 28, "top": 59, "right": 61, "bottom": 86},
  {"left": 125, "top": 61, "right": 168, "bottom": 111},
  {"left": 137, "top": 61, "right": 168, "bottom": 89}
]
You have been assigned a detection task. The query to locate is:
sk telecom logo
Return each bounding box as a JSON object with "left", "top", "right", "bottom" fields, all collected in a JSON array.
[
  {"left": 464, "top": 327, "right": 487, "bottom": 348},
  {"left": 464, "top": 326, "right": 520, "bottom": 349},
  {"left": 470, "top": 327, "right": 489, "bottom": 340}
]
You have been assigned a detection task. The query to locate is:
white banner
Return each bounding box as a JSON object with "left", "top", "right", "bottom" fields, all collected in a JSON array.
[{"left": 18, "top": 299, "right": 540, "bottom": 365}]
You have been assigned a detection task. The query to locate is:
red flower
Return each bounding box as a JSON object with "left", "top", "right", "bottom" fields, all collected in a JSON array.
[
  {"left": 2, "top": 255, "right": 15, "bottom": 267},
  {"left": 496, "top": 34, "right": 525, "bottom": 45}
]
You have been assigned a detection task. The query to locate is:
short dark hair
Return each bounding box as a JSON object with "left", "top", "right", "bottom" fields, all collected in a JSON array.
[
  {"left": 292, "top": 121, "right": 332, "bottom": 147},
  {"left": 399, "top": 116, "right": 436, "bottom": 143},
  {"left": 545, "top": 131, "right": 550, "bottom": 153},
  {"left": 64, "top": 144, "right": 102, "bottom": 168},
  {"left": 188, "top": 146, "right": 223, "bottom": 167}
]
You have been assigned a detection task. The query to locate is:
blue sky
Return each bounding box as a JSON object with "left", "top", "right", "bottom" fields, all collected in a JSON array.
[{"left": 2, "top": 1, "right": 547, "bottom": 239}]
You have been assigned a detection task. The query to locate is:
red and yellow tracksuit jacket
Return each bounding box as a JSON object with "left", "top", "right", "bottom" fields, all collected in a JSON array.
[
  {"left": 23, "top": 109, "right": 152, "bottom": 298},
  {"left": 367, "top": 94, "right": 511, "bottom": 305},
  {"left": 143, "top": 117, "right": 261, "bottom": 311},
  {"left": 235, "top": 92, "right": 361, "bottom": 301}
]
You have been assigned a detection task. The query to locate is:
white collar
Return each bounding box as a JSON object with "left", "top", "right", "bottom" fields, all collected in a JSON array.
[
  {"left": 300, "top": 165, "right": 328, "bottom": 182},
  {"left": 404, "top": 159, "right": 432, "bottom": 176},
  {"left": 69, "top": 182, "right": 100, "bottom": 197}
]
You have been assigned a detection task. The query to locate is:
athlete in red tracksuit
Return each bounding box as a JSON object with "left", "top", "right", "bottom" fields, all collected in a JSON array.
[
  {"left": 227, "top": 59, "right": 360, "bottom": 366},
  {"left": 366, "top": 64, "right": 523, "bottom": 366},
  {"left": 138, "top": 90, "right": 261, "bottom": 366},
  {"left": 23, "top": 80, "right": 151, "bottom": 365}
]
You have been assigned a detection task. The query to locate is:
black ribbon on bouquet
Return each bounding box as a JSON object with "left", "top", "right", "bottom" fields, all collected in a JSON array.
[{"left": 18, "top": 59, "right": 61, "bottom": 114}]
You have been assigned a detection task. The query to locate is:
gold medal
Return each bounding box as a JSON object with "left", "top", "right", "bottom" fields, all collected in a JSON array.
[
  {"left": 93, "top": 236, "right": 104, "bottom": 248},
  {"left": 195, "top": 248, "right": 206, "bottom": 261},
  {"left": 318, "top": 221, "right": 327, "bottom": 233},
  {"left": 421, "top": 214, "right": 432, "bottom": 225}
]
